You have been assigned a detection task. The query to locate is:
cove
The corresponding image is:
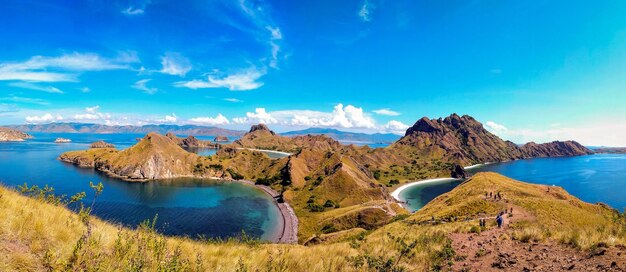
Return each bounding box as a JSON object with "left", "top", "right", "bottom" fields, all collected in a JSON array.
[{"left": 0, "top": 133, "right": 283, "bottom": 241}]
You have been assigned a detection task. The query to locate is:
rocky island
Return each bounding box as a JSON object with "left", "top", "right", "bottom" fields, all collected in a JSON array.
[
  {"left": 0, "top": 127, "right": 32, "bottom": 142},
  {"left": 54, "top": 138, "right": 72, "bottom": 143},
  {"left": 90, "top": 140, "right": 115, "bottom": 148}
]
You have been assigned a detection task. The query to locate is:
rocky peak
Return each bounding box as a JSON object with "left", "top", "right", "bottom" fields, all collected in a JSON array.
[
  {"left": 405, "top": 117, "right": 442, "bottom": 136},
  {"left": 249, "top": 124, "right": 275, "bottom": 135}
]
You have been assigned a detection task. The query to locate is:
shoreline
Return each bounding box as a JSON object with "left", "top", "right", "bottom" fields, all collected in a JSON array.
[
  {"left": 464, "top": 162, "right": 493, "bottom": 170},
  {"left": 390, "top": 177, "right": 463, "bottom": 202},
  {"left": 236, "top": 147, "right": 292, "bottom": 157},
  {"left": 236, "top": 179, "right": 298, "bottom": 244}
]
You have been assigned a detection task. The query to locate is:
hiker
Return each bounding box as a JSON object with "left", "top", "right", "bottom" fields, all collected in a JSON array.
[
  {"left": 489, "top": 192, "right": 493, "bottom": 198},
  {"left": 496, "top": 192, "right": 501, "bottom": 200},
  {"left": 485, "top": 192, "right": 488, "bottom": 198},
  {"left": 510, "top": 207, "right": 513, "bottom": 214},
  {"left": 496, "top": 212, "right": 504, "bottom": 228}
]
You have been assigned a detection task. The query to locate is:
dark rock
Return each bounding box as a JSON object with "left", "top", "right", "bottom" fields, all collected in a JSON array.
[
  {"left": 249, "top": 124, "right": 276, "bottom": 135},
  {"left": 451, "top": 164, "right": 467, "bottom": 178}
]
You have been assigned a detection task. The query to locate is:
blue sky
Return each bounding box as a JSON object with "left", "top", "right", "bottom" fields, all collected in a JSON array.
[{"left": 0, "top": 0, "right": 625, "bottom": 146}]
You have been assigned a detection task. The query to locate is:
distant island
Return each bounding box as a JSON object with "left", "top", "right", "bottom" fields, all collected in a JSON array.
[
  {"left": 281, "top": 127, "right": 400, "bottom": 144},
  {"left": 593, "top": 147, "right": 626, "bottom": 154},
  {"left": 0, "top": 127, "right": 33, "bottom": 142},
  {"left": 7, "top": 122, "right": 245, "bottom": 137}
]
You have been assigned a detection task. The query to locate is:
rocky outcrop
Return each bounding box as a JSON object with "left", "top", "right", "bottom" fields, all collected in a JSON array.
[
  {"left": 249, "top": 124, "right": 275, "bottom": 135},
  {"left": 214, "top": 136, "right": 229, "bottom": 142},
  {"left": 394, "top": 114, "right": 592, "bottom": 166},
  {"left": 165, "top": 132, "right": 218, "bottom": 148},
  {"left": 450, "top": 164, "right": 467, "bottom": 179},
  {"left": 519, "top": 141, "right": 593, "bottom": 157},
  {"left": 0, "top": 127, "right": 32, "bottom": 142},
  {"left": 90, "top": 141, "right": 115, "bottom": 148}
]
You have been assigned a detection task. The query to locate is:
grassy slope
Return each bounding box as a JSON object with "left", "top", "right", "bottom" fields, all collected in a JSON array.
[{"left": 2, "top": 172, "right": 624, "bottom": 271}]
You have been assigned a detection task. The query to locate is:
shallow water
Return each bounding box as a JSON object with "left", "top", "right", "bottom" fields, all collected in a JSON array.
[
  {"left": 0, "top": 133, "right": 281, "bottom": 241},
  {"left": 398, "top": 154, "right": 626, "bottom": 212}
]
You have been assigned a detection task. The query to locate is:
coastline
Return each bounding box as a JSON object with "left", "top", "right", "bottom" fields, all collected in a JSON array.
[
  {"left": 236, "top": 147, "right": 292, "bottom": 157},
  {"left": 464, "top": 162, "right": 492, "bottom": 170},
  {"left": 390, "top": 177, "right": 463, "bottom": 202},
  {"left": 237, "top": 179, "right": 299, "bottom": 244}
]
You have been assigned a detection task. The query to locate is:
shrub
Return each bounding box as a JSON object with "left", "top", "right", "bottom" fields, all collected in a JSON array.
[
  {"left": 323, "top": 200, "right": 336, "bottom": 208},
  {"left": 226, "top": 169, "right": 244, "bottom": 180},
  {"left": 389, "top": 179, "right": 400, "bottom": 185},
  {"left": 304, "top": 176, "right": 312, "bottom": 181},
  {"left": 307, "top": 203, "right": 325, "bottom": 212},
  {"left": 313, "top": 176, "right": 324, "bottom": 186},
  {"left": 321, "top": 224, "right": 337, "bottom": 234}
]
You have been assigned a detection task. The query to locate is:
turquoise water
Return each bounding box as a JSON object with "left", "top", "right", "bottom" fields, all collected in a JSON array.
[
  {"left": 398, "top": 154, "right": 626, "bottom": 212},
  {"left": 397, "top": 178, "right": 463, "bottom": 212},
  {"left": 0, "top": 133, "right": 282, "bottom": 241}
]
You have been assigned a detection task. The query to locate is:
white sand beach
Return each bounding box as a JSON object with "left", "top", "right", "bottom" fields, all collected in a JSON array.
[{"left": 390, "top": 177, "right": 463, "bottom": 201}]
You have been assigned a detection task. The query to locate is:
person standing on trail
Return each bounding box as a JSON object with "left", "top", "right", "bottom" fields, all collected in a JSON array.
[{"left": 496, "top": 212, "right": 504, "bottom": 228}]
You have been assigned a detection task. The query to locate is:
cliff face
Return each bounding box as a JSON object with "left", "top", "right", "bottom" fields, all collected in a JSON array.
[
  {"left": 0, "top": 127, "right": 33, "bottom": 142},
  {"left": 394, "top": 114, "right": 592, "bottom": 166}
]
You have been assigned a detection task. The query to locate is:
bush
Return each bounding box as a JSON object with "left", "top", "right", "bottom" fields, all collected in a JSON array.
[
  {"left": 313, "top": 176, "right": 324, "bottom": 186},
  {"left": 323, "top": 200, "right": 336, "bottom": 208},
  {"left": 307, "top": 203, "right": 325, "bottom": 212},
  {"left": 321, "top": 224, "right": 337, "bottom": 234},
  {"left": 304, "top": 176, "right": 312, "bottom": 181},
  {"left": 226, "top": 169, "right": 244, "bottom": 180},
  {"left": 255, "top": 178, "right": 271, "bottom": 186},
  {"left": 389, "top": 179, "right": 400, "bottom": 185},
  {"left": 372, "top": 170, "right": 381, "bottom": 180}
]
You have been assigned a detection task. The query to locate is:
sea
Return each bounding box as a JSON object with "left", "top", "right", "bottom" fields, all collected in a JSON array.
[{"left": 0, "top": 133, "right": 283, "bottom": 241}]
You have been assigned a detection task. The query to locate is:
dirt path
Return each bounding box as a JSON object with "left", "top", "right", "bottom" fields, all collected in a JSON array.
[{"left": 449, "top": 206, "right": 626, "bottom": 271}]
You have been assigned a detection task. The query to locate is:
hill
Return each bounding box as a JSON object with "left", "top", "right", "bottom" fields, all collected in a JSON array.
[
  {"left": 281, "top": 128, "right": 400, "bottom": 145},
  {"left": 0, "top": 127, "right": 33, "bottom": 142},
  {"left": 59, "top": 133, "right": 224, "bottom": 181},
  {"left": 393, "top": 114, "right": 593, "bottom": 166},
  {"left": 8, "top": 122, "right": 245, "bottom": 137},
  {"left": 1, "top": 172, "right": 624, "bottom": 271}
]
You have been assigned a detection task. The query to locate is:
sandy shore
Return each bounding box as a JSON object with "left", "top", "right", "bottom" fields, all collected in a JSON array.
[
  {"left": 464, "top": 162, "right": 493, "bottom": 170},
  {"left": 236, "top": 147, "right": 292, "bottom": 157},
  {"left": 238, "top": 180, "right": 298, "bottom": 244},
  {"left": 390, "top": 177, "right": 462, "bottom": 201}
]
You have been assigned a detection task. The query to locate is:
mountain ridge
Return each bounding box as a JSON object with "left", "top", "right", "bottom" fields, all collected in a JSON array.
[{"left": 8, "top": 122, "right": 245, "bottom": 137}]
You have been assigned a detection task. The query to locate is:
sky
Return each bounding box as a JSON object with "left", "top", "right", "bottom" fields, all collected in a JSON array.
[{"left": 0, "top": 0, "right": 625, "bottom": 146}]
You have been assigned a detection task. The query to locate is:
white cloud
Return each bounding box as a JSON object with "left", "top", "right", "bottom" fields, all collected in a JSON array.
[
  {"left": 175, "top": 68, "right": 265, "bottom": 91},
  {"left": 485, "top": 121, "right": 508, "bottom": 133},
  {"left": 73, "top": 106, "right": 111, "bottom": 121},
  {"left": 224, "top": 98, "right": 242, "bottom": 102},
  {"left": 9, "top": 82, "right": 63, "bottom": 94},
  {"left": 190, "top": 114, "right": 231, "bottom": 125},
  {"left": 25, "top": 113, "right": 63, "bottom": 123},
  {"left": 85, "top": 105, "right": 100, "bottom": 114},
  {"left": 382, "top": 120, "right": 409, "bottom": 135},
  {"left": 373, "top": 108, "right": 400, "bottom": 116},
  {"left": 233, "top": 108, "right": 278, "bottom": 124},
  {"left": 160, "top": 53, "right": 192, "bottom": 76},
  {"left": 0, "top": 96, "right": 49, "bottom": 105},
  {"left": 0, "top": 52, "right": 139, "bottom": 82},
  {"left": 163, "top": 114, "right": 177, "bottom": 123},
  {"left": 132, "top": 79, "right": 157, "bottom": 94},
  {"left": 485, "top": 120, "right": 626, "bottom": 147},
  {"left": 80, "top": 87, "right": 91, "bottom": 93},
  {"left": 358, "top": 0, "right": 374, "bottom": 22},
  {"left": 121, "top": 0, "right": 150, "bottom": 15},
  {"left": 233, "top": 104, "right": 377, "bottom": 129},
  {"left": 122, "top": 7, "right": 145, "bottom": 15}
]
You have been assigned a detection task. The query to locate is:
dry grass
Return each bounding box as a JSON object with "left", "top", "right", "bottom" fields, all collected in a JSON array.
[{"left": 1, "top": 172, "right": 624, "bottom": 271}]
